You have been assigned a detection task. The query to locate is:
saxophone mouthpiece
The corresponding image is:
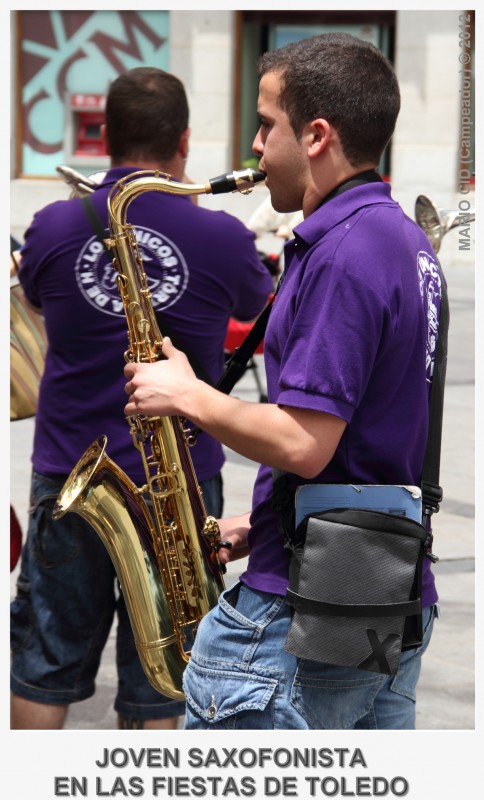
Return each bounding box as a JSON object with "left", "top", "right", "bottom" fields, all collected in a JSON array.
[{"left": 208, "top": 168, "right": 266, "bottom": 195}]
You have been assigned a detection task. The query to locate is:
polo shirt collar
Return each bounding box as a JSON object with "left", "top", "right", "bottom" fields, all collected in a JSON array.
[{"left": 292, "top": 181, "right": 394, "bottom": 247}]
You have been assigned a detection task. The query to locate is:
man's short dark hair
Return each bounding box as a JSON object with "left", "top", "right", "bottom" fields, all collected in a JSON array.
[
  {"left": 105, "top": 67, "right": 189, "bottom": 164},
  {"left": 258, "top": 32, "right": 401, "bottom": 167}
]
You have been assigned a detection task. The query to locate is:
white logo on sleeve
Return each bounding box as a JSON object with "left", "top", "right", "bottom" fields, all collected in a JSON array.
[
  {"left": 417, "top": 250, "right": 441, "bottom": 383},
  {"left": 75, "top": 226, "right": 188, "bottom": 316}
]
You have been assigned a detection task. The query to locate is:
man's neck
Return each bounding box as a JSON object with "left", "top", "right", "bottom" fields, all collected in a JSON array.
[
  {"left": 113, "top": 157, "right": 183, "bottom": 181},
  {"left": 321, "top": 168, "right": 382, "bottom": 205},
  {"left": 304, "top": 162, "right": 380, "bottom": 217}
]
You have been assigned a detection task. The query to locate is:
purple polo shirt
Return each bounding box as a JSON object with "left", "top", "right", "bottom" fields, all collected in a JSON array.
[
  {"left": 240, "top": 182, "right": 442, "bottom": 608},
  {"left": 20, "top": 166, "right": 273, "bottom": 485}
]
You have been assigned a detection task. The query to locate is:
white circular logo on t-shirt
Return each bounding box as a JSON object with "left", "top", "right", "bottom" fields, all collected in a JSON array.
[{"left": 75, "top": 225, "right": 188, "bottom": 316}]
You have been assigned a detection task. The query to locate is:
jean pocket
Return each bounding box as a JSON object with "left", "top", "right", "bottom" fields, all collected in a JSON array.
[
  {"left": 291, "top": 661, "right": 384, "bottom": 729},
  {"left": 183, "top": 658, "right": 278, "bottom": 729},
  {"left": 222, "top": 583, "right": 285, "bottom": 627},
  {"left": 192, "top": 583, "right": 286, "bottom": 667}
]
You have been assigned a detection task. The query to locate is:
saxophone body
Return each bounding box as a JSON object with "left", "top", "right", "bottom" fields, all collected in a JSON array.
[{"left": 53, "top": 168, "right": 265, "bottom": 699}]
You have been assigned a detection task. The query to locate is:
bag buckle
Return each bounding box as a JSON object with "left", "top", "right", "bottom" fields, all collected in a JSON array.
[
  {"left": 424, "top": 530, "right": 439, "bottom": 563},
  {"left": 422, "top": 482, "right": 443, "bottom": 516}
]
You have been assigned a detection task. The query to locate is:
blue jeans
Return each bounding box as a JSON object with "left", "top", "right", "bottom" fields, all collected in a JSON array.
[
  {"left": 183, "top": 581, "right": 437, "bottom": 730},
  {"left": 10, "top": 470, "right": 222, "bottom": 720}
]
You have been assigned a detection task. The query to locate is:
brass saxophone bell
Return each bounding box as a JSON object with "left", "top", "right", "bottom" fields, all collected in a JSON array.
[{"left": 415, "top": 194, "right": 475, "bottom": 254}]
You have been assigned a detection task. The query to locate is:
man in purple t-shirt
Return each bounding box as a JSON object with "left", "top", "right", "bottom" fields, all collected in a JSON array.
[
  {"left": 124, "top": 35, "right": 443, "bottom": 729},
  {"left": 10, "top": 67, "right": 272, "bottom": 730}
]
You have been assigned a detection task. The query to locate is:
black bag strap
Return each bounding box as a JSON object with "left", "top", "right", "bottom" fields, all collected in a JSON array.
[
  {"left": 81, "top": 195, "right": 107, "bottom": 244},
  {"left": 286, "top": 589, "right": 422, "bottom": 619},
  {"left": 214, "top": 290, "right": 277, "bottom": 396},
  {"left": 186, "top": 280, "right": 280, "bottom": 442},
  {"left": 421, "top": 262, "right": 449, "bottom": 517},
  {"left": 80, "top": 195, "right": 213, "bottom": 384}
]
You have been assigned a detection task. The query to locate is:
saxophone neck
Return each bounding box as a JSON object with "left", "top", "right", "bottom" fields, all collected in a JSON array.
[{"left": 107, "top": 168, "right": 265, "bottom": 233}]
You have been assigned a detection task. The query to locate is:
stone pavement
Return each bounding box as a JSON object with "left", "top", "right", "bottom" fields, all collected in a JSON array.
[{"left": 9, "top": 261, "right": 475, "bottom": 730}]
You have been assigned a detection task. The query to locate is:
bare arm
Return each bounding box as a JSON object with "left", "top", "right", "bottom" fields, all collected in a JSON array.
[{"left": 124, "top": 338, "right": 346, "bottom": 479}]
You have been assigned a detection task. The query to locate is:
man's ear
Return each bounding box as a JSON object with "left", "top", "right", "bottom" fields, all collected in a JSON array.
[
  {"left": 307, "top": 118, "right": 331, "bottom": 158},
  {"left": 100, "top": 123, "right": 110, "bottom": 155},
  {"left": 179, "top": 127, "right": 190, "bottom": 160}
]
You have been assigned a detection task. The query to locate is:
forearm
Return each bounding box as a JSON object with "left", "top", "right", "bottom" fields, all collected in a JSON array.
[
  {"left": 182, "top": 380, "right": 340, "bottom": 479},
  {"left": 184, "top": 382, "right": 284, "bottom": 467}
]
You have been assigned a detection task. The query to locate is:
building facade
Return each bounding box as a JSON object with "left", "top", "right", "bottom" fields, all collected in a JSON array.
[{"left": 10, "top": 9, "right": 474, "bottom": 264}]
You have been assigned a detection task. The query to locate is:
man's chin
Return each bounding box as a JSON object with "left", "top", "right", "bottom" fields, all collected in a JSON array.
[
  {"left": 271, "top": 198, "right": 300, "bottom": 214},
  {"left": 266, "top": 186, "right": 300, "bottom": 215}
]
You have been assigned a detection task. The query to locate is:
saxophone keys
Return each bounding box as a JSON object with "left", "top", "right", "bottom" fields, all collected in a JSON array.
[{"left": 202, "top": 515, "right": 221, "bottom": 538}]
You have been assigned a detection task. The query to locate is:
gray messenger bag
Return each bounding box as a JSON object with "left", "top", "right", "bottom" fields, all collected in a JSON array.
[{"left": 283, "top": 504, "right": 427, "bottom": 676}]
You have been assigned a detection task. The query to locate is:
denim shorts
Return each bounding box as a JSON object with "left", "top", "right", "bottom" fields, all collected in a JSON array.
[
  {"left": 10, "top": 470, "right": 222, "bottom": 720},
  {"left": 182, "top": 581, "right": 437, "bottom": 730}
]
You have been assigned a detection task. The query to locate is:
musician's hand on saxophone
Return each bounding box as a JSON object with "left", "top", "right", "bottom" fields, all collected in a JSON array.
[{"left": 124, "top": 337, "right": 199, "bottom": 418}]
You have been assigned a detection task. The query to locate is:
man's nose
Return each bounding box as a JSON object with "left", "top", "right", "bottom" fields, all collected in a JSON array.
[{"left": 252, "top": 128, "right": 263, "bottom": 156}]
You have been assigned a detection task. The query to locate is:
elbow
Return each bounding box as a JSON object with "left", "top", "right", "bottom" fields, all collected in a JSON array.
[
  {"left": 276, "top": 408, "right": 346, "bottom": 480},
  {"left": 296, "top": 461, "right": 329, "bottom": 481},
  {"left": 285, "top": 449, "right": 330, "bottom": 480}
]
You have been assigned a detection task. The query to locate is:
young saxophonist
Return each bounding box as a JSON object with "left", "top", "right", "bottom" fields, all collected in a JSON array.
[{"left": 124, "top": 34, "right": 443, "bottom": 730}]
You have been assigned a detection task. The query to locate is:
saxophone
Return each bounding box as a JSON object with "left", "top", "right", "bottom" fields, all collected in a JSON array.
[{"left": 53, "top": 168, "right": 265, "bottom": 699}]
